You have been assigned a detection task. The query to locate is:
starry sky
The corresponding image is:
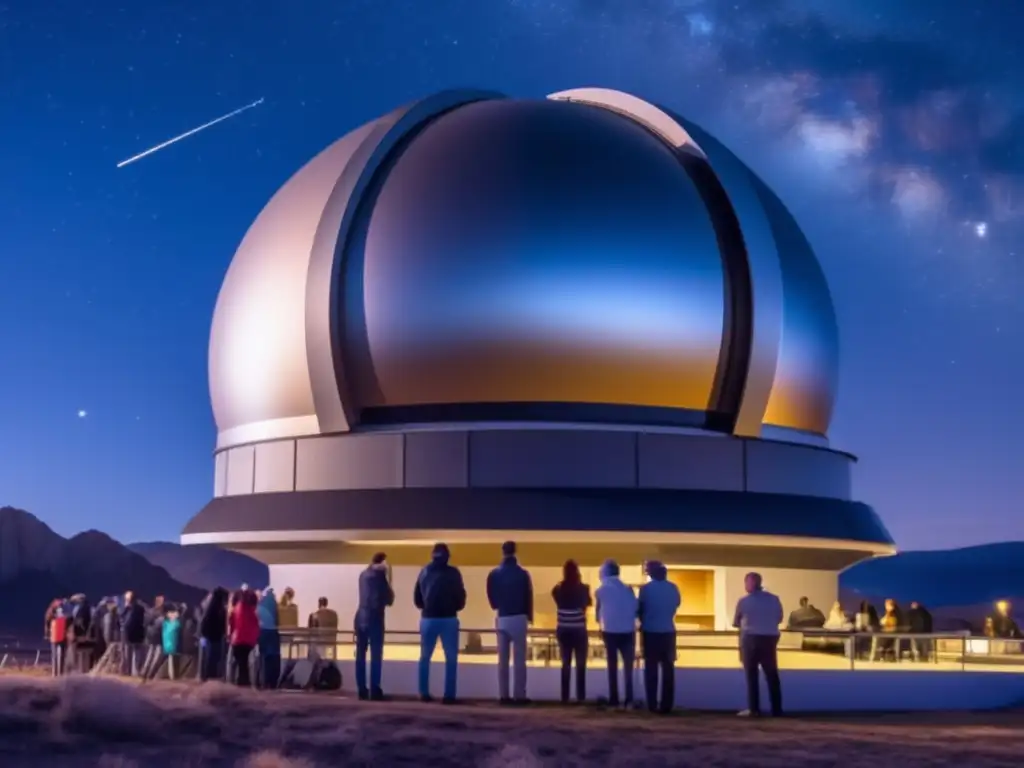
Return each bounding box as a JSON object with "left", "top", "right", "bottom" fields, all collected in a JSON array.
[{"left": 0, "top": 1, "right": 1021, "bottom": 549}]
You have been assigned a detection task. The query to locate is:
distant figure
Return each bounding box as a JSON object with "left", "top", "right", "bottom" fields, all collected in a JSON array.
[
  {"left": 989, "top": 601, "right": 1021, "bottom": 639},
  {"left": 278, "top": 587, "right": 298, "bottom": 629},
  {"left": 229, "top": 589, "right": 260, "bottom": 687},
  {"left": 787, "top": 597, "right": 826, "bottom": 629},
  {"left": 855, "top": 600, "right": 879, "bottom": 631},
  {"left": 414, "top": 542, "right": 467, "bottom": 703},
  {"left": 595, "top": 559, "right": 638, "bottom": 708},
  {"left": 872, "top": 598, "right": 903, "bottom": 661},
  {"left": 199, "top": 587, "right": 229, "bottom": 681},
  {"left": 354, "top": 552, "right": 395, "bottom": 701},
  {"left": 551, "top": 560, "right": 592, "bottom": 704},
  {"left": 823, "top": 602, "right": 852, "bottom": 631},
  {"left": 120, "top": 590, "right": 147, "bottom": 676},
  {"left": 142, "top": 595, "right": 166, "bottom": 679},
  {"left": 256, "top": 587, "right": 282, "bottom": 689},
  {"left": 906, "top": 601, "right": 933, "bottom": 661},
  {"left": 732, "top": 572, "right": 784, "bottom": 717},
  {"left": 638, "top": 560, "right": 681, "bottom": 714},
  {"left": 46, "top": 599, "right": 67, "bottom": 677},
  {"left": 308, "top": 597, "right": 339, "bottom": 659},
  {"left": 162, "top": 606, "right": 182, "bottom": 679},
  {"left": 486, "top": 541, "right": 534, "bottom": 705},
  {"left": 67, "top": 594, "right": 94, "bottom": 674}
]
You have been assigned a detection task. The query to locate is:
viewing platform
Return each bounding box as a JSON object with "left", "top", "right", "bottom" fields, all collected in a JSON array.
[{"left": 276, "top": 628, "right": 1024, "bottom": 713}]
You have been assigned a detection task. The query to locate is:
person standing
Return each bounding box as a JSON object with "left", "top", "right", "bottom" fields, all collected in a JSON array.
[
  {"left": 486, "top": 541, "right": 534, "bottom": 705},
  {"left": 142, "top": 596, "right": 166, "bottom": 679},
  {"left": 732, "top": 572, "right": 784, "bottom": 717},
  {"left": 637, "top": 561, "right": 681, "bottom": 714},
  {"left": 229, "top": 589, "right": 260, "bottom": 687},
  {"left": 199, "top": 587, "right": 229, "bottom": 682},
  {"left": 46, "top": 600, "right": 67, "bottom": 677},
  {"left": 551, "top": 560, "right": 592, "bottom": 704},
  {"left": 308, "top": 597, "right": 340, "bottom": 660},
  {"left": 120, "top": 591, "right": 147, "bottom": 677},
  {"left": 414, "top": 543, "right": 467, "bottom": 704},
  {"left": 354, "top": 552, "right": 395, "bottom": 700},
  {"left": 594, "top": 560, "right": 638, "bottom": 708},
  {"left": 256, "top": 587, "right": 282, "bottom": 689}
]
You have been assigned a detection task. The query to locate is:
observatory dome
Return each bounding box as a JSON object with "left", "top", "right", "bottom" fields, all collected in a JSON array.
[{"left": 208, "top": 88, "right": 838, "bottom": 451}]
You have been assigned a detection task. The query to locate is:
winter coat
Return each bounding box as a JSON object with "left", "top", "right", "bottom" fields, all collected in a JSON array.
[
  {"left": 162, "top": 617, "right": 181, "bottom": 655},
  {"left": 199, "top": 589, "right": 229, "bottom": 641},
  {"left": 414, "top": 553, "right": 467, "bottom": 620},
  {"left": 121, "top": 601, "right": 147, "bottom": 644},
  {"left": 256, "top": 591, "right": 279, "bottom": 630},
  {"left": 355, "top": 564, "right": 395, "bottom": 629},
  {"left": 229, "top": 596, "right": 260, "bottom": 647},
  {"left": 486, "top": 556, "right": 533, "bottom": 621}
]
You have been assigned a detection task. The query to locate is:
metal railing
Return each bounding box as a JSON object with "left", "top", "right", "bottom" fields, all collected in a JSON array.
[{"left": 276, "top": 627, "right": 1024, "bottom": 672}]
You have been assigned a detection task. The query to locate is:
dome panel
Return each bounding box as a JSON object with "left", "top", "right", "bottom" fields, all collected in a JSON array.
[
  {"left": 208, "top": 119, "right": 380, "bottom": 448},
  {"left": 346, "top": 98, "right": 727, "bottom": 414},
  {"left": 748, "top": 173, "right": 839, "bottom": 434}
]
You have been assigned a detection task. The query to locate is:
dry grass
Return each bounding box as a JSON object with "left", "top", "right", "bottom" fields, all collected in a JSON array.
[{"left": 0, "top": 673, "right": 1020, "bottom": 766}]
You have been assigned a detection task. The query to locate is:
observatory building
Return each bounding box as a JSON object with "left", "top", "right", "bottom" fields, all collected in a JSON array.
[{"left": 182, "top": 87, "right": 895, "bottom": 632}]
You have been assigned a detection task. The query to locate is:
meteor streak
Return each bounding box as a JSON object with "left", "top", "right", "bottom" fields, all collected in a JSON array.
[{"left": 116, "top": 97, "right": 265, "bottom": 168}]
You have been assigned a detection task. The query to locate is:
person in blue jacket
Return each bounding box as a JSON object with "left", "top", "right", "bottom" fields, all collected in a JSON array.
[{"left": 256, "top": 587, "right": 281, "bottom": 689}]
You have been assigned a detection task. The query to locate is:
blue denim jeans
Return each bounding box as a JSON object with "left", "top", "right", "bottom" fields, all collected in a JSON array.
[
  {"left": 258, "top": 629, "right": 281, "bottom": 689},
  {"left": 355, "top": 622, "right": 384, "bottom": 695},
  {"left": 418, "top": 617, "right": 459, "bottom": 700}
]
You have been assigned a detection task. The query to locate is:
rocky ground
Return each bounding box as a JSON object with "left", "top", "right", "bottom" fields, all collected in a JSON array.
[{"left": 0, "top": 673, "right": 1021, "bottom": 766}]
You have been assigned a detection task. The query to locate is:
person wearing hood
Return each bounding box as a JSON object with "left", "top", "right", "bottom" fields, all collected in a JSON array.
[
  {"left": 354, "top": 552, "right": 395, "bottom": 700},
  {"left": 594, "top": 560, "right": 639, "bottom": 708},
  {"left": 486, "top": 541, "right": 533, "bottom": 705},
  {"left": 199, "top": 587, "right": 229, "bottom": 682},
  {"left": 732, "top": 572, "right": 784, "bottom": 717},
  {"left": 229, "top": 588, "right": 260, "bottom": 687},
  {"left": 638, "top": 561, "right": 681, "bottom": 714},
  {"left": 414, "top": 542, "right": 466, "bottom": 703},
  {"left": 256, "top": 587, "right": 282, "bottom": 689},
  {"left": 142, "top": 595, "right": 166, "bottom": 679},
  {"left": 120, "top": 591, "right": 147, "bottom": 676}
]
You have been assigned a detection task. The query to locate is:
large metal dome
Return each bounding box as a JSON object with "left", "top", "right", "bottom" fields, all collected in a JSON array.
[{"left": 208, "top": 88, "right": 838, "bottom": 451}]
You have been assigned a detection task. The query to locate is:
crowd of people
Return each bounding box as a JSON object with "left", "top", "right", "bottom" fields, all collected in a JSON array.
[
  {"left": 786, "top": 595, "right": 1021, "bottom": 661},
  {"left": 352, "top": 541, "right": 784, "bottom": 717},
  {"left": 40, "top": 542, "right": 1021, "bottom": 719}
]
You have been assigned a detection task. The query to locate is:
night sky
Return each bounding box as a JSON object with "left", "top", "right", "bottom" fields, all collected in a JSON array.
[{"left": 1, "top": 1, "right": 1020, "bottom": 549}]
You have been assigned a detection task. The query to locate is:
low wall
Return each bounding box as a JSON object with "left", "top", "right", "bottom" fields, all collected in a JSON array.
[{"left": 321, "top": 658, "right": 1024, "bottom": 712}]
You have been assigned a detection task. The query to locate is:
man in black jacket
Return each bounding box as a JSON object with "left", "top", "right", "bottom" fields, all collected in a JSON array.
[
  {"left": 906, "top": 601, "right": 933, "bottom": 662},
  {"left": 142, "top": 596, "right": 165, "bottom": 679},
  {"left": 414, "top": 543, "right": 466, "bottom": 703},
  {"left": 120, "top": 591, "right": 147, "bottom": 676},
  {"left": 486, "top": 541, "right": 533, "bottom": 704},
  {"left": 199, "top": 587, "right": 229, "bottom": 682},
  {"left": 354, "top": 552, "right": 395, "bottom": 700}
]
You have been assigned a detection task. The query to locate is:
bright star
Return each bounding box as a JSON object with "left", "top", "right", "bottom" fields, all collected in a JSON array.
[
  {"left": 975, "top": 222, "right": 988, "bottom": 238},
  {"left": 77, "top": 409, "right": 88, "bottom": 419}
]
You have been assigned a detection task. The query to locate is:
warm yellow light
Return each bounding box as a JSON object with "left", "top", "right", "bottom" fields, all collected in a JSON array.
[{"left": 996, "top": 600, "right": 1009, "bottom": 614}]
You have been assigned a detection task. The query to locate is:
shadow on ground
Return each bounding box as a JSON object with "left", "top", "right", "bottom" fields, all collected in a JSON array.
[{"left": 0, "top": 673, "right": 1021, "bottom": 766}]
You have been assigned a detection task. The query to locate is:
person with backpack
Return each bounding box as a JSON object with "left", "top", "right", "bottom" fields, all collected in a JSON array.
[{"left": 46, "top": 599, "right": 67, "bottom": 677}]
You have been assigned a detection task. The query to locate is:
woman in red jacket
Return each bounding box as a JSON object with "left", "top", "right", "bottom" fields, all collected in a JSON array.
[{"left": 228, "top": 589, "right": 260, "bottom": 687}]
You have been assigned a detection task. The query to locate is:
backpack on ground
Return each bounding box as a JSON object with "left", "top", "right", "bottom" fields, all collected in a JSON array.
[{"left": 315, "top": 661, "right": 342, "bottom": 691}]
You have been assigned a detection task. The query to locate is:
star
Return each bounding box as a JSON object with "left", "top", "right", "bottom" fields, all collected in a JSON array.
[
  {"left": 77, "top": 409, "right": 88, "bottom": 419},
  {"left": 975, "top": 222, "right": 988, "bottom": 238}
]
